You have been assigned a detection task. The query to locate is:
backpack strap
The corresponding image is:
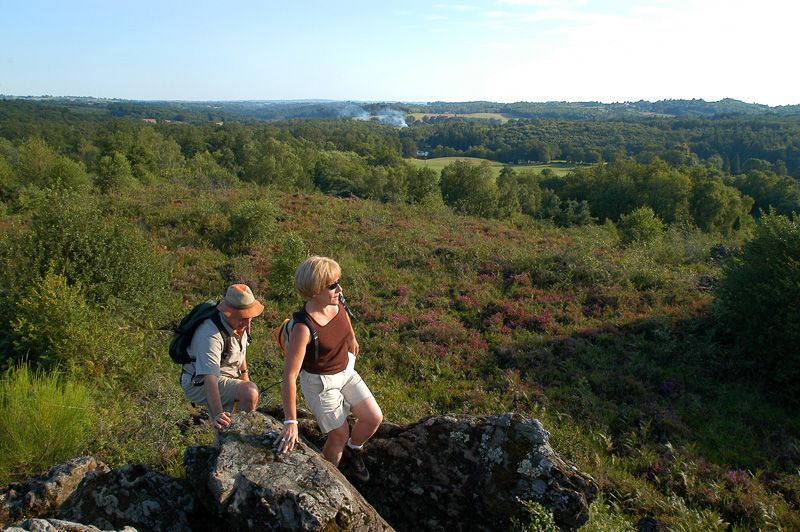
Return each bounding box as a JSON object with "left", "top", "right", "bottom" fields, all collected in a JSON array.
[
  {"left": 209, "top": 313, "right": 236, "bottom": 364},
  {"left": 292, "top": 308, "right": 319, "bottom": 360}
]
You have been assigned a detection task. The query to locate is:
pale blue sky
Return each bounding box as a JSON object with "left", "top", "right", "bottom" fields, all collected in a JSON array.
[{"left": 2, "top": 0, "right": 798, "bottom": 105}]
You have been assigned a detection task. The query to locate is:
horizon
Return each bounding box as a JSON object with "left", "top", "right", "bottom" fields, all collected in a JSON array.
[
  {"left": 2, "top": 95, "right": 794, "bottom": 109},
  {"left": 2, "top": 1, "right": 799, "bottom": 106}
]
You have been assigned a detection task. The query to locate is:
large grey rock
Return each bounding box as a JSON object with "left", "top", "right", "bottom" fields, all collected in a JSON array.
[
  {"left": 347, "top": 413, "right": 597, "bottom": 531},
  {"left": 0, "top": 457, "right": 109, "bottom": 528},
  {"left": 5, "top": 517, "right": 135, "bottom": 531},
  {"left": 59, "top": 464, "right": 196, "bottom": 532},
  {"left": 184, "top": 410, "right": 392, "bottom": 531}
]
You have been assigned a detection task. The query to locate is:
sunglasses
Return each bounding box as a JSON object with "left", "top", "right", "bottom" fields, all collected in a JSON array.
[{"left": 327, "top": 280, "right": 341, "bottom": 290}]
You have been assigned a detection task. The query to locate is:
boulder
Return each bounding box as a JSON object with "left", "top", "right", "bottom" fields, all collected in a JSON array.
[
  {"left": 4, "top": 517, "right": 135, "bottom": 531},
  {"left": 0, "top": 457, "right": 108, "bottom": 528},
  {"left": 184, "top": 410, "right": 392, "bottom": 531},
  {"left": 59, "top": 464, "right": 196, "bottom": 532},
  {"left": 339, "top": 413, "right": 596, "bottom": 531}
]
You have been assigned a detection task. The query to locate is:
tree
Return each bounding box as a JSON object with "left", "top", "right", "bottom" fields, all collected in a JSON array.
[
  {"left": 185, "top": 151, "right": 238, "bottom": 188},
  {"left": 690, "top": 177, "right": 753, "bottom": 234},
  {"left": 439, "top": 160, "right": 498, "bottom": 218},
  {"left": 13, "top": 138, "right": 90, "bottom": 191},
  {"left": 94, "top": 152, "right": 138, "bottom": 192},
  {"left": 406, "top": 166, "right": 440, "bottom": 204},
  {"left": 497, "top": 167, "right": 521, "bottom": 219},
  {"left": 716, "top": 212, "right": 800, "bottom": 402}
]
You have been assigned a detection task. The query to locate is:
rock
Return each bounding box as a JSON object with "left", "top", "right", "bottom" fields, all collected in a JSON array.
[
  {"left": 59, "top": 464, "right": 196, "bottom": 532},
  {"left": 0, "top": 457, "right": 109, "bottom": 528},
  {"left": 353, "top": 413, "right": 597, "bottom": 531},
  {"left": 184, "top": 410, "right": 392, "bottom": 531},
  {"left": 4, "top": 517, "right": 135, "bottom": 531}
]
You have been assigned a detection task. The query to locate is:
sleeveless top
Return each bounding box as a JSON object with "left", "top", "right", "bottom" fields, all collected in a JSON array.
[{"left": 301, "top": 302, "right": 349, "bottom": 375}]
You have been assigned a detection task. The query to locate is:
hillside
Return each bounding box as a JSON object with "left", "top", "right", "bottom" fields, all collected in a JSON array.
[
  {"left": 1, "top": 183, "right": 798, "bottom": 529},
  {"left": 0, "top": 100, "right": 799, "bottom": 529}
]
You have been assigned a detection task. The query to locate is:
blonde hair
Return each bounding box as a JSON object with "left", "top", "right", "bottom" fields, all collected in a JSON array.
[{"left": 295, "top": 256, "right": 341, "bottom": 299}]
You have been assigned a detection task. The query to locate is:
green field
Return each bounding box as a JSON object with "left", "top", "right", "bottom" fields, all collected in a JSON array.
[
  {"left": 408, "top": 112, "right": 509, "bottom": 123},
  {"left": 406, "top": 157, "right": 577, "bottom": 177}
]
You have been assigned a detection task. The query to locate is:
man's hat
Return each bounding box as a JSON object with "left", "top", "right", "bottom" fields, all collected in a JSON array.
[{"left": 217, "top": 284, "right": 264, "bottom": 319}]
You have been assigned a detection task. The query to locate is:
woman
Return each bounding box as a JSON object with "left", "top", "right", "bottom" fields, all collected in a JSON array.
[{"left": 275, "top": 256, "right": 383, "bottom": 482}]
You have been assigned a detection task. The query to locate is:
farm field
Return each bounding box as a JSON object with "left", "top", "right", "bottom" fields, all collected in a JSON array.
[
  {"left": 405, "top": 156, "right": 578, "bottom": 177},
  {"left": 408, "top": 112, "right": 509, "bottom": 123}
]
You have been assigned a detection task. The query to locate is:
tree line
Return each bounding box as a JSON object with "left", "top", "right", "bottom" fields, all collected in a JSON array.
[{"left": 1, "top": 100, "right": 798, "bottom": 237}]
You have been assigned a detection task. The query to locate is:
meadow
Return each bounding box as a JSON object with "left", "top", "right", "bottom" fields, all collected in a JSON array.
[
  {"left": 408, "top": 112, "right": 509, "bottom": 123},
  {"left": 406, "top": 156, "right": 577, "bottom": 177}
]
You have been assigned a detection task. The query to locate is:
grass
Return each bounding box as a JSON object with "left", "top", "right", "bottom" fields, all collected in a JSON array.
[
  {"left": 408, "top": 112, "right": 510, "bottom": 123},
  {"left": 405, "top": 156, "right": 577, "bottom": 177},
  {"left": 0, "top": 365, "right": 95, "bottom": 484}
]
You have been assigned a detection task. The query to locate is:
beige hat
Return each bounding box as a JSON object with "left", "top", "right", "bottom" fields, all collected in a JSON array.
[{"left": 217, "top": 284, "right": 264, "bottom": 318}]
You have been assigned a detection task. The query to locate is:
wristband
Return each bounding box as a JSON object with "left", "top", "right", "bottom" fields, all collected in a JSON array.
[
  {"left": 240, "top": 369, "right": 248, "bottom": 374},
  {"left": 283, "top": 420, "right": 298, "bottom": 425}
]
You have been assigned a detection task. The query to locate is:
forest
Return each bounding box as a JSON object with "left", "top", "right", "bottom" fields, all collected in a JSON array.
[{"left": 0, "top": 98, "right": 799, "bottom": 530}]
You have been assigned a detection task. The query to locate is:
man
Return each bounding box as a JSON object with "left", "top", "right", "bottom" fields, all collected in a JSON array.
[{"left": 181, "top": 284, "right": 264, "bottom": 430}]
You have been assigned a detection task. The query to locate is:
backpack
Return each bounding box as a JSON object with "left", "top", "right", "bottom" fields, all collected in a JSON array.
[
  {"left": 169, "top": 300, "right": 241, "bottom": 364},
  {"left": 272, "top": 308, "right": 319, "bottom": 360}
]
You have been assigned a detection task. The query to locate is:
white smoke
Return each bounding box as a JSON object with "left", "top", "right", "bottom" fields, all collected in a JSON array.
[
  {"left": 377, "top": 108, "right": 408, "bottom": 128},
  {"left": 339, "top": 103, "right": 408, "bottom": 128}
]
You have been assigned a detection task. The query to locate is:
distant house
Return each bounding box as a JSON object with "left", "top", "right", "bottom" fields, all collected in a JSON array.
[
  {"left": 416, "top": 150, "right": 430, "bottom": 158},
  {"left": 142, "top": 118, "right": 157, "bottom": 123}
]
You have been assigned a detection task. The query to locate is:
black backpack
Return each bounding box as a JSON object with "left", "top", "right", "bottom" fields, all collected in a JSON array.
[{"left": 169, "top": 300, "right": 242, "bottom": 364}]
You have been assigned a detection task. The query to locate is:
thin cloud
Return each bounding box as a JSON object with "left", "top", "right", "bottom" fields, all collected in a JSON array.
[
  {"left": 435, "top": 3, "right": 480, "bottom": 11},
  {"left": 497, "top": 0, "right": 588, "bottom": 6}
]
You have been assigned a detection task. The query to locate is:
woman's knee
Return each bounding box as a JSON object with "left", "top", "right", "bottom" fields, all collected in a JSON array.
[
  {"left": 354, "top": 398, "right": 383, "bottom": 428},
  {"left": 327, "top": 422, "right": 350, "bottom": 444}
]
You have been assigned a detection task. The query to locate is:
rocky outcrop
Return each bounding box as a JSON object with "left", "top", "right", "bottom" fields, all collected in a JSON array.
[
  {"left": 60, "top": 464, "right": 196, "bottom": 532},
  {"left": 2, "top": 410, "right": 597, "bottom": 531},
  {"left": 0, "top": 457, "right": 108, "bottom": 527},
  {"left": 357, "top": 413, "right": 597, "bottom": 531},
  {"left": 260, "top": 407, "right": 598, "bottom": 531},
  {"left": 5, "top": 517, "right": 136, "bottom": 531},
  {"left": 184, "top": 410, "right": 391, "bottom": 531}
]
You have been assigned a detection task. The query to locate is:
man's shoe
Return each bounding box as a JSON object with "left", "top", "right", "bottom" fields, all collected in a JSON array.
[{"left": 341, "top": 445, "right": 370, "bottom": 482}]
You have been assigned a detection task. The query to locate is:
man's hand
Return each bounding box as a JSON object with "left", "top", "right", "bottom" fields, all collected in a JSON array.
[{"left": 213, "top": 411, "right": 231, "bottom": 430}]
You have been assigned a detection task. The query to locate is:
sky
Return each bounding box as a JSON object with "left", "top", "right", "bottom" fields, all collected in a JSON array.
[{"left": 1, "top": 0, "right": 798, "bottom": 105}]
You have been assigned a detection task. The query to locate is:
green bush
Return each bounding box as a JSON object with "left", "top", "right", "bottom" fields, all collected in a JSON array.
[
  {"left": 226, "top": 199, "right": 277, "bottom": 254},
  {"left": 510, "top": 499, "right": 560, "bottom": 532},
  {"left": 0, "top": 364, "right": 95, "bottom": 484},
  {"left": 24, "top": 192, "right": 170, "bottom": 317},
  {"left": 268, "top": 231, "right": 308, "bottom": 302},
  {"left": 715, "top": 211, "right": 800, "bottom": 397},
  {"left": 8, "top": 272, "right": 133, "bottom": 379},
  {"left": 618, "top": 206, "right": 665, "bottom": 245}
]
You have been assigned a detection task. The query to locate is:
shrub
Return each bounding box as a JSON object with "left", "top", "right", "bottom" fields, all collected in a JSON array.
[
  {"left": 510, "top": 499, "right": 560, "bottom": 532},
  {"left": 0, "top": 364, "right": 95, "bottom": 484},
  {"left": 15, "top": 138, "right": 91, "bottom": 191},
  {"left": 24, "top": 192, "right": 170, "bottom": 317},
  {"left": 715, "top": 211, "right": 800, "bottom": 398},
  {"left": 619, "top": 206, "right": 665, "bottom": 245},
  {"left": 8, "top": 272, "right": 129, "bottom": 378},
  {"left": 226, "top": 199, "right": 277, "bottom": 254},
  {"left": 94, "top": 151, "right": 139, "bottom": 192},
  {"left": 268, "top": 231, "right": 308, "bottom": 301}
]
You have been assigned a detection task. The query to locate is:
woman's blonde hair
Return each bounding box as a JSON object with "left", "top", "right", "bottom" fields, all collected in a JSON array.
[{"left": 294, "top": 256, "right": 341, "bottom": 299}]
